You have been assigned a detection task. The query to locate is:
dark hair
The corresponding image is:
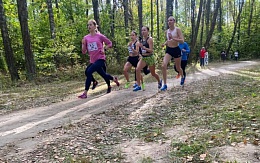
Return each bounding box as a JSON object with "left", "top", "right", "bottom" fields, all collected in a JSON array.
[
  {"left": 132, "top": 30, "right": 138, "bottom": 36},
  {"left": 142, "top": 26, "right": 149, "bottom": 31}
]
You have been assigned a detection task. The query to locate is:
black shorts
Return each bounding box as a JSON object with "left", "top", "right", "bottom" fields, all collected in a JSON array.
[
  {"left": 127, "top": 56, "right": 139, "bottom": 67},
  {"left": 166, "top": 46, "right": 181, "bottom": 58}
]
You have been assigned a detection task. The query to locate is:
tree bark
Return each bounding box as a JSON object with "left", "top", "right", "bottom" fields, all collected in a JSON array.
[
  {"left": 17, "top": 0, "right": 36, "bottom": 81},
  {"left": 92, "top": 0, "right": 100, "bottom": 31},
  {"left": 205, "top": 0, "right": 211, "bottom": 37},
  {"left": 166, "top": 0, "right": 173, "bottom": 29},
  {"left": 123, "top": 0, "right": 129, "bottom": 42},
  {"left": 46, "top": 0, "right": 55, "bottom": 39},
  {"left": 138, "top": 0, "right": 143, "bottom": 35},
  {"left": 247, "top": 0, "right": 254, "bottom": 36},
  {"left": 204, "top": 0, "right": 221, "bottom": 49},
  {"left": 0, "top": 0, "right": 19, "bottom": 81},
  {"left": 226, "top": 1, "right": 244, "bottom": 55}
]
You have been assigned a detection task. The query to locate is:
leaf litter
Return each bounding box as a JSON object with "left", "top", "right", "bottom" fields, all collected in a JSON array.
[{"left": 0, "top": 63, "right": 259, "bottom": 162}]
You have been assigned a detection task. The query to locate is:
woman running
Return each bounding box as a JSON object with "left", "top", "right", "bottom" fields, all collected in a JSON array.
[
  {"left": 174, "top": 41, "right": 190, "bottom": 83},
  {"left": 133, "top": 26, "right": 162, "bottom": 91},
  {"left": 161, "top": 16, "right": 184, "bottom": 91},
  {"left": 123, "top": 31, "right": 150, "bottom": 89},
  {"left": 79, "top": 19, "right": 119, "bottom": 98}
]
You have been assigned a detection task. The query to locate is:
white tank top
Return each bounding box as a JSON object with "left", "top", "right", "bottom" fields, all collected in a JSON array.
[{"left": 166, "top": 28, "right": 177, "bottom": 40}]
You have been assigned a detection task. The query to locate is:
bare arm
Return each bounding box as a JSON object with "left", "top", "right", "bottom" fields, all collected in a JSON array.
[{"left": 82, "top": 37, "right": 87, "bottom": 54}]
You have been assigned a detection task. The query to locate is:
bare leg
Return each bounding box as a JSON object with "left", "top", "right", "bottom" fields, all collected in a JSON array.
[{"left": 162, "top": 53, "right": 172, "bottom": 85}]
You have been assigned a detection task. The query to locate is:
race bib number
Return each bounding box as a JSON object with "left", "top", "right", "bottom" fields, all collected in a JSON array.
[{"left": 88, "top": 42, "right": 98, "bottom": 52}]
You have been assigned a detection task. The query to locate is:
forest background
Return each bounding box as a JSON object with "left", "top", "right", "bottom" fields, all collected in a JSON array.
[{"left": 0, "top": 0, "right": 259, "bottom": 84}]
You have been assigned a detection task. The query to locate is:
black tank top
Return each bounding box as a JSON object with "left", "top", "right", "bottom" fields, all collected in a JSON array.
[{"left": 140, "top": 37, "right": 150, "bottom": 55}]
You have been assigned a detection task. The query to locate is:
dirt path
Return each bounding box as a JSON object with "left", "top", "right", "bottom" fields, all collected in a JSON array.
[{"left": 0, "top": 61, "right": 259, "bottom": 161}]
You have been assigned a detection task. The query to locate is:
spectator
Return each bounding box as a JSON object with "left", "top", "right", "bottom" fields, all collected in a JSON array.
[{"left": 199, "top": 47, "right": 206, "bottom": 68}]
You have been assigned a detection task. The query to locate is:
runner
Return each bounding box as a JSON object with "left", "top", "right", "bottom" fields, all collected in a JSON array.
[
  {"left": 79, "top": 19, "right": 120, "bottom": 99},
  {"left": 174, "top": 41, "right": 190, "bottom": 84},
  {"left": 161, "top": 16, "right": 185, "bottom": 91},
  {"left": 133, "top": 26, "right": 162, "bottom": 91},
  {"left": 123, "top": 31, "right": 150, "bottom": 89}
]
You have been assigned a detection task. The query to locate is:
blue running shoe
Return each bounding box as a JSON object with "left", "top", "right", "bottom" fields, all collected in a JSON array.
[
  {"left": 133, "top": 86, "right": 141, "bottom": 91},
  {"left": 158, "top": 79, "right": 162, "bottom": 89},
  {"left": 180, "top": 77, "right": 185, "bottom": 85},
  {"left": 160, "top": 84, "right": 167, "bottom": 91},
  {"left": 133, "top": 83, "right": 138, "bottom": 88}
]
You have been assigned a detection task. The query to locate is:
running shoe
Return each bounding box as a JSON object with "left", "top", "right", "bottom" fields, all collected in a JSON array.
[
  {"left": 160, "top": 84, "right": 167, "bottom": 91},
  {"left": 141, "top": 83, "right": 145, "bottom": 90},
  {"left": 113, "top": 77, "right": 120, "bottom": 86},
  {"left": 78, "top": 92, "right": 87, "bottom": 99},
  {"left": 180, "top": 77, "right": 185, "bottom": 85},
  {"left": 125, "top": 82, "right": 130, "bottom": 89},
  {"left": 133, "top": 86, "right": 141, "bottom": 92},
  {"left": 158, "top": 79, "right": 162, "bottom": 89},
  {"left": 107, "top": 86, "right": 112, "bottom": 93},
  {"left": 133, "top": 83, "right": 138, "bottom": 88},
  {"left": 175, "top": 74, "right": 180, "bottom": 79},
  {"left": 92, "top": 81, "right": 98, "bottom": 90}
]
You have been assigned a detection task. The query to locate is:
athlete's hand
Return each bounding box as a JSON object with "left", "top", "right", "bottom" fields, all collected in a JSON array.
[{"left": 182, "top": 49, "right": 186, "bottom": 52}]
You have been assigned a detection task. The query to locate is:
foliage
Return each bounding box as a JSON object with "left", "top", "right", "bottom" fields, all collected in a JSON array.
[{"left": 0, "top": 0, "right": 260, "bottom": 81}]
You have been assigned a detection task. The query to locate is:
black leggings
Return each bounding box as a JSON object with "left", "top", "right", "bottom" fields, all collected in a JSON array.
[
  {"left": 86, "top": 61, "right": 110, "bottom": 87},
  {"left": 174, "top": 60, "right": 187, "bottom": 77}
]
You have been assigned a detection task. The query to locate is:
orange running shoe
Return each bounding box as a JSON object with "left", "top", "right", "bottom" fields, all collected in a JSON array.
[{"left": 175, "top": 74, "right": 180, "bottom": 79}]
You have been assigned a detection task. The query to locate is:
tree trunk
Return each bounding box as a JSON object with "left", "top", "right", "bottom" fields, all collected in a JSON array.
[
  {"left": 190, "top": 0, "right": 195, "bottom": 44},
  {"left": 174, "top": 0, "right": 178, "bottom": 23},
  {"left": 0, "top": 0, "right": 19, "bottom": 81},
  {"left": 150, "top": 0, "right": 153, "bottom": 37},
  {"left": 17, "top": 0, "right": 36, "bottom": 81},
  {"left": 166, "top": 0, "right": 173, "bottom": 29},
  {"left": 217, "top": 0, "right": 222, "bottom": 43},
  {"left": 204, "top": 0, "right": 221, "bottom": 49},
  {"left": 85, "top": 0, "right": 88, "bottom": 17},
  {"left": 123, "top": 0, "right": 129, "bottom": 42},
  {"left": 46, "top": 0, "right": 55, "bottom": 39},
  {"left": 227, "top": 1, "right": 244, "bottom": 55},
  {"left": 200, "top": 0, "right": 206, "bottom": 48},
  {"left": 190, "top": 0, "right": 204, "bottom": 63},
  {"left": 92, "top": 0, "right": 100, "bottom": 31},
  {"left": 205, "top": 0, "right": 211, "bottom": 37},
  {"left": 138, "top": 0, "right": 143, "bottom": 35},
  {"left": 156, "top": 0, "right": 159, "bottom": 41},
  {"left": 111, "top": 0, "right": 115, "bottom": 37},
  {"left": 247, "top": 0, "right": 254, "bottom": 36}
]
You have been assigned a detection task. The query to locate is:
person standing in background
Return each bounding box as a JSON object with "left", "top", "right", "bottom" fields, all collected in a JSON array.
[{"left": 200, "top": 47, "right": 206, "bottom": 68}]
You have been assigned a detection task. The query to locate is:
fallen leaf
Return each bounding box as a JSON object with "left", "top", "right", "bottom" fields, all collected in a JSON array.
[
  {"left": 243, "top": 138, "right": 247, "bottom": 145},
  {"left": 200, "top": 153, "right": 207, "bottom": 160}
]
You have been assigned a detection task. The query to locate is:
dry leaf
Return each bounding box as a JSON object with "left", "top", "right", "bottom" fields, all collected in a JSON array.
[
  {"left": 243, "top": 138, "right": 247, "bottom": 145},
  {"left": 211, "top": 135, "right": 216, "bottom": 140},
  {"left": 200, "top": 153, "right": 207, "bottom": 160}
]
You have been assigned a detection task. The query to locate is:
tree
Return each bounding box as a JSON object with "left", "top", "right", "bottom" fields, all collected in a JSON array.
[
  {"left": 17, "top": 0, "right": 36, "bottom": 81},
  {"left": 0, "top": 0, "right": 19, "bottom": 81},
  {"left": 247, "top": 0, "right": 255, "bottom": 36},
  {"left": 204, "top": 0, "right": 221, "bottom": 49},
  {"left": 138, "top": 0, "right": 143, "bottom": 35},
  {"left": 92, "top": 0, "right": 100, "bottom": 30},
  {"left": 123, "top": 0, "right": 129, "bottom": 42},
  {"left": 166, "top": 0, "right": 173, "bottom": 28},
  {"left": 46, "top": 0, "right": 56, "bottom": 39},
  {"left": 226, "top": 0, "right": 244, "bottom": 55}
]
